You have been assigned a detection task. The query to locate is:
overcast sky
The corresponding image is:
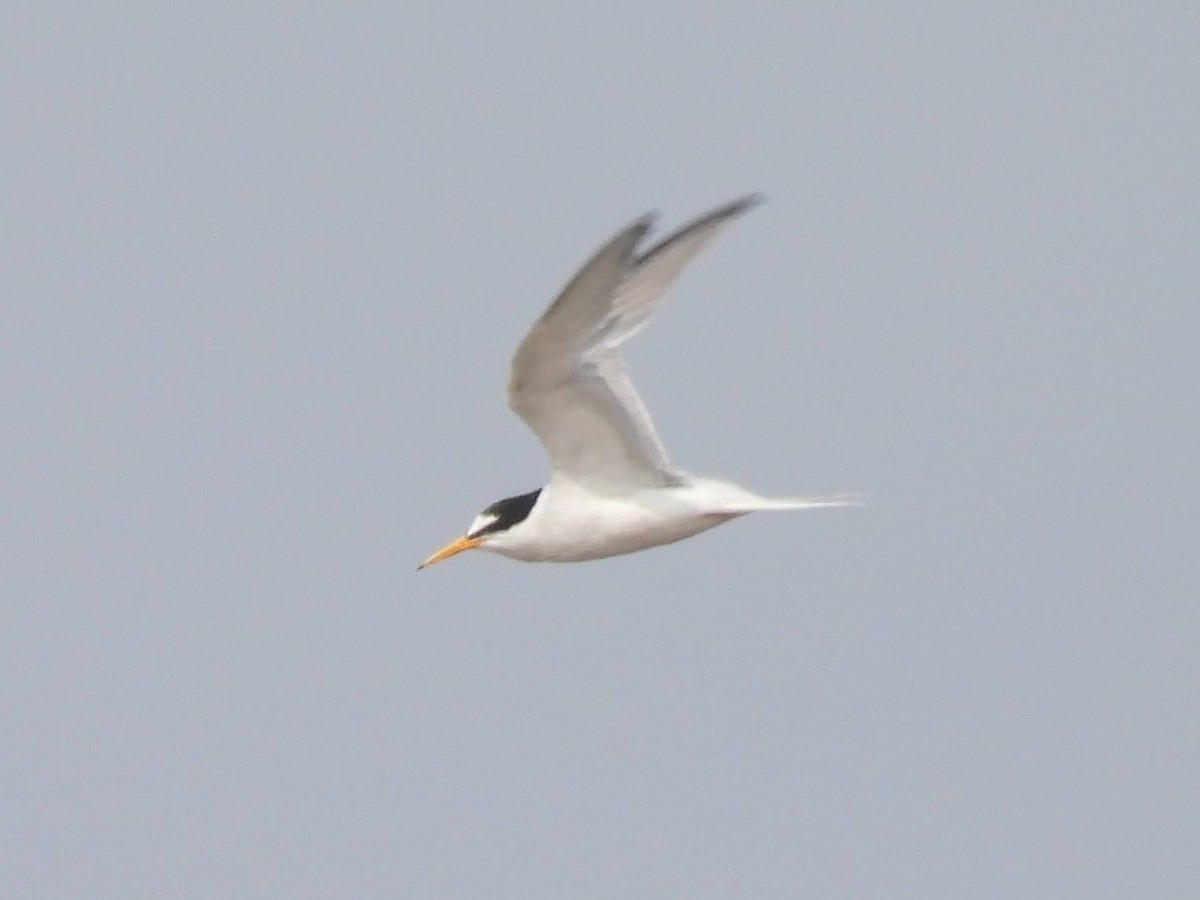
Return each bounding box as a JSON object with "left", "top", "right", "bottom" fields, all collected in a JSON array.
[{"left": 4, "top": 4, "right": 1198, "bottom": 898}]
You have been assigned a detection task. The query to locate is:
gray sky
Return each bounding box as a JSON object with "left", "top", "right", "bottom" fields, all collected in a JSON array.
[{"left": 4, "top": 4, "right": 1198, "bottom": 898}]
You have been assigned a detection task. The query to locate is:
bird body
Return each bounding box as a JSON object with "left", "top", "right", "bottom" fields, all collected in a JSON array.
[
  {"left": 419, "top": 195, "right": 856, "bottom": 569},
  {"left": 481, "top": 476, "right": 854, "bottom": 563},
  {"left": 482, "top": 479, "right": 734, "bottom": 563}
]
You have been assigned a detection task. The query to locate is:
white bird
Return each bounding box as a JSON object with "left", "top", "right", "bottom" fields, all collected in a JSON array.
[{"left": 419, "top": 194, "right": 857, "bottom": 569}]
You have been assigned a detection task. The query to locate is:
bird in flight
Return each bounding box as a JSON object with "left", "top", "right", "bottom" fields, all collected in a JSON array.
[{"left": 419, "top": 194, "right": 856, "bottom": 569}]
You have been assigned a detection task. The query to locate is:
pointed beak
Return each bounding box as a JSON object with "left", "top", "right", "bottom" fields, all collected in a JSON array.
[{"left": 417, "top": 534, "right": 484, "bottom": 570}]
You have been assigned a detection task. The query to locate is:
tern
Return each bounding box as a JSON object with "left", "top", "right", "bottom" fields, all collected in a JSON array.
[{"left": 419, "top": 194, "right": 856, "bottom": 569}]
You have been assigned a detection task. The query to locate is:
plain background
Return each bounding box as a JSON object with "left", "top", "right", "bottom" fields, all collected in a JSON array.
[{"left": 4, "top": 4, "right": 1197, "bottom": 898}]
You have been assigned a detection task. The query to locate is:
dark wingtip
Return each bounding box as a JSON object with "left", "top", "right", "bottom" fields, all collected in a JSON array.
[
  {"left": 684, "top": 192, "right": 766, "bottom": 232},
  {"left": 630, "top": 210, "right": 659, "bottom": 240},
  {"left": 729, "top": 191, "right": 767, "bottom": 214}
]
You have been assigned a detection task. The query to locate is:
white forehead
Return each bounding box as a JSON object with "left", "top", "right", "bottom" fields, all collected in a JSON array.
[{"left": 467, "top": 512, "right": 498, "bottom": 537}]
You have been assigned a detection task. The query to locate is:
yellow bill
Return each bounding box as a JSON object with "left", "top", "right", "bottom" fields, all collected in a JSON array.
[{"left": 418, "top": 534, "right": 483, "bottom": 570}]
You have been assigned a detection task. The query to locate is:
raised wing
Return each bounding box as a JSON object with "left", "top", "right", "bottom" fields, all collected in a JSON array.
[
  {"left": 614, "top": 193, "right": 764, "bottom": 345},
  {"left": 507, "top": 195, "right": 762, "bottom": 491}
]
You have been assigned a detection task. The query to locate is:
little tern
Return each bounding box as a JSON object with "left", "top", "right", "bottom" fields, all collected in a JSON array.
[{"left": 419, "top": 194, "right": 855, "bottom": 569}]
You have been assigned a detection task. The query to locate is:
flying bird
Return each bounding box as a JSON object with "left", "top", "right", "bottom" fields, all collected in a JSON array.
[{"left": 419, "top": 195, "right": 856, "bottom": 569}]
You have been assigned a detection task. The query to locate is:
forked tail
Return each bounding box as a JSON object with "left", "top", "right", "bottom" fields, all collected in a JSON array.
[
  {"left": 748, "top": 492, "right": 867, "bottom": 511},
  {"left": 704, "top": 485, "right": 867, "bottom": 514}
]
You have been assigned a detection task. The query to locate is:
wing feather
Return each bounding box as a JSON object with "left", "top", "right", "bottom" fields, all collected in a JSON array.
[{"left": 507, "top": 196, "right": 761, "bottom": 490}]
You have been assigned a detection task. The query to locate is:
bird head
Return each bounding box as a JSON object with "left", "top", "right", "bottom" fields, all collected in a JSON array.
[{"left": 418, "top": 488, "right": 542, "bottom": 569}]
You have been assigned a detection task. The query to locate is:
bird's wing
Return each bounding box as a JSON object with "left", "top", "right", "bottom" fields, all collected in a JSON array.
[
  {"left": 613, "top": 193, "right": 764, "bottom": 345},
  {"left": 507, "top": 195, "right": 762, "bottom": 491}
]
